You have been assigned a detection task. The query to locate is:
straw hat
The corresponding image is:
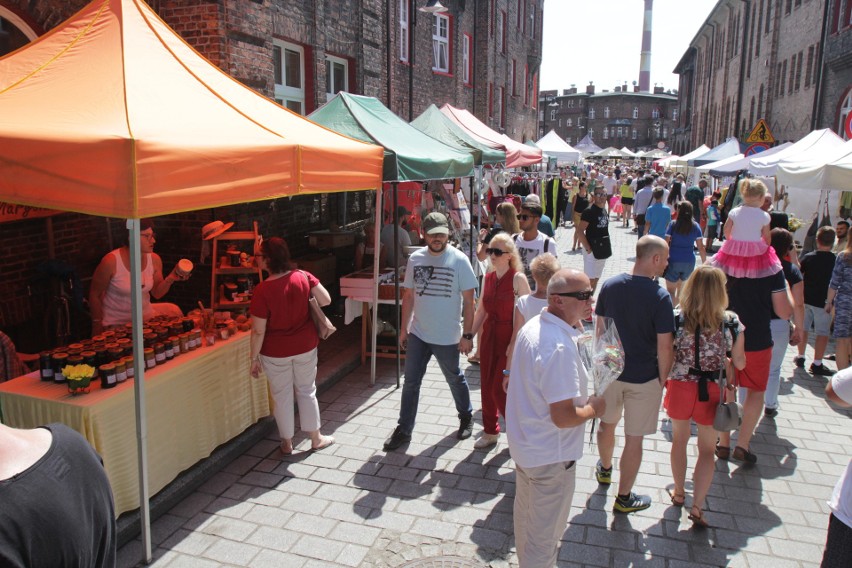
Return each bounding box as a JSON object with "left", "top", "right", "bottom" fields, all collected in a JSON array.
[{"left": 202, "top": 220, "right": 234, "bottom": 240}]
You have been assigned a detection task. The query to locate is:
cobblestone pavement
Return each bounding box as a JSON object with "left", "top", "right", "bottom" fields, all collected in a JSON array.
[{"left": 120, "top": 214, "right": 852, "bottom": 567}]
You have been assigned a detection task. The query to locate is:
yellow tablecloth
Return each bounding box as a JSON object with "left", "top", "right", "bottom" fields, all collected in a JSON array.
[{"left": 0, "top": 333, "right": 269, "bottom": 516}]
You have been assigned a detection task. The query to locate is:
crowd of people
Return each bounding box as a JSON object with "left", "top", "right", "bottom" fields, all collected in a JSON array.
[
  {"left": 3, "top": 164, "right": 851, "bottom": 567},
  {"left": 376, "top": 165, "right": 850, "bottom": 566}
]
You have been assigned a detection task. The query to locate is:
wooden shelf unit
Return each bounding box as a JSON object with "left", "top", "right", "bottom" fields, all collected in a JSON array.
[{"left": 210, "top": 222, "right": 263, "bottom": 310}]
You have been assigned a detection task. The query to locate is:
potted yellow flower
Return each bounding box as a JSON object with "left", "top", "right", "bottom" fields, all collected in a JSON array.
[{"left": 61, "top": 364, "right": 96, "bottom": 395}]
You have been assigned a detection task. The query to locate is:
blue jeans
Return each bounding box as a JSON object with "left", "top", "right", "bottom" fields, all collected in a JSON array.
[
  {"left": 398, "top": 333, "right": 473, "bottom": 435},
  {"left": 764, "top": 318, "right": 791, "bottom": 410}
]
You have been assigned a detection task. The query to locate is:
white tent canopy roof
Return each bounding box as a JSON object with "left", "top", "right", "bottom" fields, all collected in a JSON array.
[
  {"left": 670, "top": 145, "right": 710, "bottom": 169},
  {"left": 749, "top": 128, "right": 845, "bottom": 176},
  {"left": 619, "top": 147, "right": 637, "bottom": 157},
  {"left": 689, "top": 138, "right": 742, "bottom": 166},
  {"left": 696, "top": 153, "right": 744, "bottom": 174},
  {"left": 706, "top": 142, "right": 792, "bottom": 176},
  {"left": 535, "top": 130, "right": 581, "bottom": 164},
  {"left": 777, "top": 139, "right": 852, "bottom": 191}
]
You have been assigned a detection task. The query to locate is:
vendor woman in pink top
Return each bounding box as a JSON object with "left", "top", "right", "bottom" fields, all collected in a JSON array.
[{"left": 89, "top": 218, "right": 187, "bottom": 335}]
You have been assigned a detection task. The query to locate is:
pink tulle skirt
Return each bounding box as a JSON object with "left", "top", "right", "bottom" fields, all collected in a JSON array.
[{"left": 709, "top": 238, "right": 782, "bottom": 279}]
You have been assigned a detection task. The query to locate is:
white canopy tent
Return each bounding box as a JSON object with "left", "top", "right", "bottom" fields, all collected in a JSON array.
[
  {"left": 777, "top": 139, "right": 852, "bottom": 191},
  {"left": 689, "top": 138, "right": 742, "bottom": 167},
  {"left": 696, "top": 153, "right": 744, "bottom": 175},
  {"left": 749, "top": 128, "right": 845, "bottom": 176},
  {"left": 535, "top": 130, "right": 581, "bottom": 164},
  {"left": 669, "top": 144, "right": 710, "bottom": 171},
  {"left": 619, "top": 147, "right": 637, "bottom": 157},
  {"left": 707, "top": 142, "right": 792, "bottom": 177}
]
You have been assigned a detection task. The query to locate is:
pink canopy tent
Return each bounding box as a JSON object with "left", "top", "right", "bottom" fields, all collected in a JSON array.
[{"left": 440, "top": 104, "right": 541, "bottom": 168}]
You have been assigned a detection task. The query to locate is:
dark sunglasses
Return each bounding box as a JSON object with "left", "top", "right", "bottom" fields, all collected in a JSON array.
[
  {"left": 517, "top": 214, "right": 531, "bottom": 220},
  {"left": 486, "top": 248, "right": 507, "bottom": 257},
  {"left": 551, "top": 290, "right": 594, "bottom": 301}
]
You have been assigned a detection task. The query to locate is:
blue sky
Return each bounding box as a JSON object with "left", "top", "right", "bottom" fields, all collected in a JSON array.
[{"left": 541, "top": 0, "right": 719, "bottom": 92}]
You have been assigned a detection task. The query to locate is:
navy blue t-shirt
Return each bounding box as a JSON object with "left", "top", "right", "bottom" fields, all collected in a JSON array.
[
  {"left": 727, "top": 270, "right": 788, "bottom": 351},
  {"left": 596, "top": 273, "right": 675, "bottom": 383}
]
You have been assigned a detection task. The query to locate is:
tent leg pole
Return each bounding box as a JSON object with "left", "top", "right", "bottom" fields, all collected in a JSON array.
[
  {"left": 393, "top": 182, "right": 401, "bottom": 389},
  {"left": 371, "top": 188, "right": 382, "bottom": 386},
  {"left": 128, "top": 219, "right": 152, "bottom": 564}
]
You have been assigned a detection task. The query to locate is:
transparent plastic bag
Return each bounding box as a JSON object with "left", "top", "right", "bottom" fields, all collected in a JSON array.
[{"left": 576, "top": 316, "right": 625, "bottom": 396}]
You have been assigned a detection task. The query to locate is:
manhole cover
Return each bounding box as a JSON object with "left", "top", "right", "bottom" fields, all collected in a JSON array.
[{"left": 400, "top": 557, "right": 486, "bottom": 568}]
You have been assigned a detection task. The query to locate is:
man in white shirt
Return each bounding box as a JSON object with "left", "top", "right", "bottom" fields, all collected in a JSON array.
[
  {"left": 514, "top": 203, "right": 558, "bottom": 290},
  {"left": 507, "top": 268, "right": 605, "bottom": 567},
  {"left": 602, "top": 171, "right": 618, "bottom": 216},
  {"left": 822, "top": 369, "right": 852, "bottom": 565}
]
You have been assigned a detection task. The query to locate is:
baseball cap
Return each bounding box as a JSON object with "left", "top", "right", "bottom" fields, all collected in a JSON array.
[
  {"left": 422, "top": 212, "right": 450, "bottom": 235},
  {"left": 524, "top": 194, "right": 542, "bottom": 205}
]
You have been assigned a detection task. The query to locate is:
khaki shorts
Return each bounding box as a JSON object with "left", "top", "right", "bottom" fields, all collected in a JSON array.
[{"left": 601, "top": 379, "right": 663, "bottom": 436}]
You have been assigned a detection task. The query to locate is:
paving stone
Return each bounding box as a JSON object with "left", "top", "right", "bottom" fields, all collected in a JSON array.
[
  {"left": 250, "top": 549, "right": 307, "bottom": 568},
  {"left": 245, "top": 525, "right": 300, "bottom": 552},
  {"left": 285, "top": 511, "right": 338, "bottom": 537},
  {"left": 289, "top": 534, "right": 346, "bottom": 561},
  {"left": 241, "top": 503, "right": 294, "bottom": 528},
  {"left": 201, "top": 539, "right": 260, "bottom": 566}
]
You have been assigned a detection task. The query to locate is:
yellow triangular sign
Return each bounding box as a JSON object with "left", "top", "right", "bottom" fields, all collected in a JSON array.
[{"left": 746, "top": 119, "right": 775, "bottom": 144}]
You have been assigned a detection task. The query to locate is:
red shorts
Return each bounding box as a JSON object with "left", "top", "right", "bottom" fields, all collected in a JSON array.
[
  {"left": 664, "top": 380, "right": 720, "bottom": 426},
  {"left": 736, "top": 348, "right": 772, "bottom": 392}
]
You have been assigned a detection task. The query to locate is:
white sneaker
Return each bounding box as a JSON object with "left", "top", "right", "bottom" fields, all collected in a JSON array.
[{"left": 473, "top": 433, "right": 500, "bottom": 449}]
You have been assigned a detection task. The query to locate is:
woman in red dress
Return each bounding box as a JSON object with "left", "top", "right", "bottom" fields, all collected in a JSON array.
[{"left": 469, "top": 233, "right": 530, "bottom": 449}]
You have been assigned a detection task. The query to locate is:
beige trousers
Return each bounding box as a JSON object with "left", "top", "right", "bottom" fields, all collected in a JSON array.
[
  {"left": 513, "top": 460, "right": 577, "bottom": 567},
  {"left": 260, "top": 348, "right": 321, "bottom": 440}
]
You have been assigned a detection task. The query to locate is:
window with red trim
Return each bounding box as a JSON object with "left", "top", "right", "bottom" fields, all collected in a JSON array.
[
  {"left": 511, "top": 59, "right": 517, "bottom": 96},
  {"left": 463, "top": 34, "right": 472, "bottom": 85},
  {"left": 489, "top": 83, "right": 494, "bottom": 118}
]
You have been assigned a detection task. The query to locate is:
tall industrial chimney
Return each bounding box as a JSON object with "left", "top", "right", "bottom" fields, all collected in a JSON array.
[{"left": 639, "top": 0, "right": 653, "bottom": 92}]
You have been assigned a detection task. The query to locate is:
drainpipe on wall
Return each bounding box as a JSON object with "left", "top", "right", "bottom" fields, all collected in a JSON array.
[
  {"left": 734, "top": 0, "right": 751, "bottom": 138},
  {"left": 811, "top": 0, "right": 832, "bottom": 130},
  {"left": 702, "top": 22, "right": 717, "bottom": 145},
  {"left": 386, "top": 0, "right": 392, "bottom": 107}
]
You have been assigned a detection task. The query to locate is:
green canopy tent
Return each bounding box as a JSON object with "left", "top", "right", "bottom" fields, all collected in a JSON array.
[
  {"left": 310, "top": 93, "right": 475, "bottom": 385},
  {"left": 410, "top": 104, "right": 506, "bottom": 166}
]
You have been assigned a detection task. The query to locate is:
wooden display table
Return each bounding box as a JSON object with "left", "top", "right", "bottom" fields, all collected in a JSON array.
[{"left": 0, "top": 333, "right": 269, "bottom": 516}]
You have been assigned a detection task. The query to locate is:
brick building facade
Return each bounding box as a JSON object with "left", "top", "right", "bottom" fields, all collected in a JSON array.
[
  {"left": 0, "top": 0, "right": 543, "bottom": 351},
  {"left": 540, "top": 84, "right": 678, "bottom": 152},
  {"left": 671, "top": 0, "right": 852, "bottom": 155}
]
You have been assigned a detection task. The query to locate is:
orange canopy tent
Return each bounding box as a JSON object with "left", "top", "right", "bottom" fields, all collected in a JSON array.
[
  {"left": 0, "top": 0, "right": 383, "bottom": 561},
  {"left": 0, "top": 0, "right": 383, "bottom": 218}
]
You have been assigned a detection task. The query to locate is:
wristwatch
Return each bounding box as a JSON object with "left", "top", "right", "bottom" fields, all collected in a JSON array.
[{"left": 462, "top": 333, "right": 474, "bottom": 340}]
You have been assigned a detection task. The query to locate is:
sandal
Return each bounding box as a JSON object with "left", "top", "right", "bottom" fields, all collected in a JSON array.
[
  {"left": 668, "top": 488, "right": 685, "bottom": 507},
  {"left": 311, "top": 435, "right": 335, "bottom": 452},
  {"left": 714, "top": 444, "right": 730, "bottom": 460},
  {"left": 467, "top": 354, "right": 480, "bottom": 364},
  {"left": 688, "top": 506, "right": 710, "bottom": 529},
  {"left": 732, "top": 446, "right": 757, "bottom": 464}
]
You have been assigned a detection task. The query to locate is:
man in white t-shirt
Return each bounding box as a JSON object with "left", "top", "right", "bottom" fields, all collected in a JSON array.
[
  {"left": 822, "top": 369, "right": 852, "bottom": 566},
  {"left": 506, "top": 268, "right": 605, "bottom": 567},
  {"left": 602, "top": 171, "right": 618, "bottom": 216},
  {"left": 383, "top": 212, "right": 478, "bottom": 451},
  {"left": 514, "top": 203, "right": 558, "bottom": 290}
]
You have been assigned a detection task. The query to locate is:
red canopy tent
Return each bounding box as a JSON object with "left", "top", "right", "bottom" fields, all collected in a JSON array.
[{"left": 440, "top": 104, "right": 542, "bottom": 168}]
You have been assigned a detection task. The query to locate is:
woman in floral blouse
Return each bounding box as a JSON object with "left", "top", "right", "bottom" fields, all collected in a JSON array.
[{"left": 664, "top": 266, "right": 745, "bottom": 528}]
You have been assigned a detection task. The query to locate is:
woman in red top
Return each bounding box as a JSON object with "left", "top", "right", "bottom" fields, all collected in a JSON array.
[
  {"left": 250, "top": 237, "right": 334, "bottom": 455},
  {"left": 469, "top": 233, "right": 530, "bottom": 449}
]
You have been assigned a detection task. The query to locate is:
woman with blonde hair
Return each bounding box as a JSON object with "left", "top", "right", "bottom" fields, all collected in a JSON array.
[
  {"left": 477, "top": 202, "right": 520, "bottom": 261},
  {"left": 664, "top": 265, "right": 745, "bottom": 528},
  {"left": 469, "top": 233, "right": 530, "bottom": 449}
]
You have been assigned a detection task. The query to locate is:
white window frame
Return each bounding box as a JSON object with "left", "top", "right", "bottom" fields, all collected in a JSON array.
[
  {"left": 589, "top": 107, "right": 595, "bottom": 119},
  {"left": 652, "top": 107, "right": 661, "bottom": 119},
  {"left": 604, "top": 106, "right": 610, "bottom": 118},
  {"left": 603, "top": 127, "right": 609, "bottom": 140},
  {"left": 432, "top": 14, "right": 450, "bottom": 73},
  {"left": 325, "top": 55, "right": 348, "bottom": 102},
  {"left": 400, "top": 0, "right": 409, "bottom": 62},
  {"left": 632, "top": 106, "right": 639, "bottom": 118},
  {"left": 273, "top": 40, "right": 305, "bottom": 115},
  {"left": 617, "top": 126, "right": 623, "bottom": 137},
  {"left": 550, "top": 109, "right": 556, "bottom": 121},
  {"left": 567, "top": 99, "right": 574, "bottom": 108},
  {"left": 672, "top": 108, "right": 679, "bottom": 121},
  {"left": 632, "top": 128, "right": 638, "bottom": 139},
  {"left": 462, "top": 34, "right": 471, "bottom": 85},
  {"left": 566, "top": 118, "right": 572, "bottom": 127}
]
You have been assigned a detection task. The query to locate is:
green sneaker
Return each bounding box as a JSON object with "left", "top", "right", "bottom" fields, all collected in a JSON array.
[
  {"left": 595, "top": 460, "right": 612, "bottom": 485},
  {"left": 613, "top": 492, "right": 652, "bottom": 514}
]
